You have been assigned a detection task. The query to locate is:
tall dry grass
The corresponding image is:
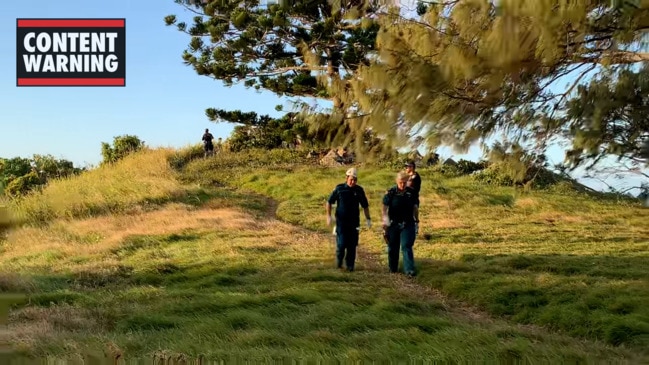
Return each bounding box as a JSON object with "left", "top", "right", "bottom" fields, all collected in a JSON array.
[
  {"left": 0, "top": 204, "right": 15, "bottom": 236},
  {"left": 9, "top": 148, "right": 187, "bottom": 225}
]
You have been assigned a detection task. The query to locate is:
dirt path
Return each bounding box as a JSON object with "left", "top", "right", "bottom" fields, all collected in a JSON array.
[{"left": 252, "top": 192, "right": 642, "bottom": 358}]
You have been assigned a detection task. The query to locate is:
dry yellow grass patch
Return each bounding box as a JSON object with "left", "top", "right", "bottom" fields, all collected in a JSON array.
[
  {"left": 0, "top": 204, "right": 258, "bottom": 263},
  {"left": 10, "top": 148, "right": 186, "bottom": 224},
  {"left": 426, "top": 218, "right": 467, "bottom": 229},
  {"left": 515, "top": 197, "right": 538, "bottom": 208},
  {"left": 0, "top": 205, "right": 14, "bottom": 232},
  {"left": 0, "top": 272, "right": 36, "bottom": 293},
  {"left": 419, "top": 197, "right": 466, "bottom": 229},
  {"left": 536, "top": 211, "right": 586, "bottom": 224},
  {"left": 0, "top": 304, "right": 107, "bottom": 353},
  {"left": 426, "top": 196, "right": 456, "bottom": 210}
]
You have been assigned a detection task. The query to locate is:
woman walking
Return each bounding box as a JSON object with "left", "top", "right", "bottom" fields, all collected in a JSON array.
[{"left": 382, "top": 171, "right": 419, "bottom": 277}]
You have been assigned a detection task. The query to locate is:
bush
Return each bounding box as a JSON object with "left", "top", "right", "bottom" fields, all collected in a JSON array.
[
  {"left": 101, "top": 135, "right": 146, "bottom": 165},
  {"left": 473, "top": 162, "right": 564, "bottom": 189},
  {"left": 430, "top": 164, "right": 461, "bottom": 177},
  {"left": 456, "top": 159, "right": 488, "bottom": 175},
  {"left": 3, "top": 172, "right": 44, "bottom": 198}
]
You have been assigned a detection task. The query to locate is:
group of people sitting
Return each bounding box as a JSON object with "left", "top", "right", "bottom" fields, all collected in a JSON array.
[{"left": 326, "top": 162, "right": 422, "bottom": 277}]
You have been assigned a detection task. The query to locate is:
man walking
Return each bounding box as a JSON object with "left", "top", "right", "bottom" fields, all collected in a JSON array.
[
  {"left": 202, "top": 129, "right": 214, "bottom": 157},
  {"left": 326, "top": 168, "right": 371, "bottom": 272},
  {"left": 404, "top": 161, "right": 421, "bottom": 196}
]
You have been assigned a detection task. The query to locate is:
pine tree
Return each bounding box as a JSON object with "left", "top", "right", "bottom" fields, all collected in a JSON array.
[
  {"left": 164, "top": 0, "right": 381, "bottom": 149},
  {"left": 321, "top": 0, "right": 649, "bottom": 169}
]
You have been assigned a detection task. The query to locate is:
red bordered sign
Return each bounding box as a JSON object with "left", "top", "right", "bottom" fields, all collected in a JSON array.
[{"left": 16, "top": 18, "right": 126, "bottom": 87}]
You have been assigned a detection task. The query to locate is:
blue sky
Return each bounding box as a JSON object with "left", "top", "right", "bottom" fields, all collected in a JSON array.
[
  {"left": 1, "top": 0, "right": 646, "bottom": 194},
  {"left": 1, "top": 0, "right": 287, "bottom": 167}
]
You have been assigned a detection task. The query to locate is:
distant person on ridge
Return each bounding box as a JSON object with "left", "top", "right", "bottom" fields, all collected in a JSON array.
[
  {"left": 202, "top": 128, "right": 214, "bottom": 157},
  {"left": 215, "top": 137, "right": 223, "bottom": 154},
  {"left": 325, "top": 167, "right": 371, "bottom": 272}
]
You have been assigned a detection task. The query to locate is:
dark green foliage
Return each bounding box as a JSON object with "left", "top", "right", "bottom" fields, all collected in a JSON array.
[
  {"left": 0, "top": 155, "right": 83, "bottom": 198},
  {"left": 473, "top": 162, "right": 564, "bottom": 189},
  {"left": 456, "top": 159, "right": 489, "bottom": 175},
  {"left": 165, "top": 0, "right": 382, "bottom": 151},
  {"left": 4, "top": 172, "right": 43, "bottom": 198},
  {"left": 423, "top": 152, "right": 440, "bottom": 166},
  {"left": 0, "top": 157, "right": 32, "bottom": 191},
  {"left": 166, "top": 0, "right": 379, "bottom": 97},
  {"left": 206, "top": 110, "right": 317, "bottom": 152},
  {"left": 100, "top": 135, "right": 146, "bottom": 165},
  {"left": 31, "top": 155, "right": 81, "bottom": 180},
  {"left": 556, "top": 66, "right": 649, "bottom": 170},
  {"left": 167, "top": 144, "right": 205, "bottom": 171},
  {"left": 330, "top": 0, "right": 649, "bottom": 178}
]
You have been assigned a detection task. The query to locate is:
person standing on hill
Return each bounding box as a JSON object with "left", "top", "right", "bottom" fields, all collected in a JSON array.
[
  {"left": 382, "top": 171, "right": 419, "bottom": 277},
  {"left": 202, "top": 128, "right": 214, "bottom": 157},
  {"left": 404, "top": 161, "right": 421, "bottom": 197},
  {"left": 325, "top": 168, "right": 371, "bottom": 272}
]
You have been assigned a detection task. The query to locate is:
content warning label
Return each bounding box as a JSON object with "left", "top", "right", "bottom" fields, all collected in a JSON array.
[{"left": 16, "top": 19, "right": 126, "bottom": 87}]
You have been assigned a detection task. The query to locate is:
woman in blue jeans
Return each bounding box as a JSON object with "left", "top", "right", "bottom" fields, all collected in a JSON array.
[{"left": 382, "top": 171, "right": 419, "bottom": 277}]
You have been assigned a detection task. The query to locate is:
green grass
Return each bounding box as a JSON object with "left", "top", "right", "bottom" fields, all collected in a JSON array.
[
  {"left": 181, "top": 157, "right": 649, "bottom": 351},
  {"left": 0, "top": 148, "right": 647, "bottom": 363}
]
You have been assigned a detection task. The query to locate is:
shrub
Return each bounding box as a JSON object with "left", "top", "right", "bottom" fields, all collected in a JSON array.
[
  {"left": 456, "top": 159, "right": 489, "bottom": 175},
  {"left": 3, "top": 172, "right": 44, "bottom": 198},
  {"left": 101, "top": 135, "right": 146, "bottom": 165},
  {"left": 473, "top": 162, "right": 564, "bottom": 189}
]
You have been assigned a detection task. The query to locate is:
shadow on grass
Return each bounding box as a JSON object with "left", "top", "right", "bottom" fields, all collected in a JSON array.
[
  {"left": 483, "top": 193, "right": 515, "bottom": 207},
  {"left": 144, "top": 187, "right": 270, "bottom": 216},
  {"left": 427, "top": 227, "right": 648, "bottom": 246},
  {"left": 3, "top": 185, "right": 645, "bottom": 362},
  {"left": 8, "top": 252, "right": 462, "bottom": 360},
  {"left": 416, "top": 252, "right": 649, "bottom": 349},
  {"left": 5, "top": 237, "right": 636, "bottom": 363}
]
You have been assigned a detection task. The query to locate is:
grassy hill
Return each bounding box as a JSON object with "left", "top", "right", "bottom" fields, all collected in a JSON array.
[{"left": 0, "top": 147, "right": 647, "bottom": 363}]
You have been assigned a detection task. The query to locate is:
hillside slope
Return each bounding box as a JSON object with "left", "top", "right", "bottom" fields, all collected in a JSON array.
[{"left": 0, "top": 148, "right": 647, "bottom": 363}]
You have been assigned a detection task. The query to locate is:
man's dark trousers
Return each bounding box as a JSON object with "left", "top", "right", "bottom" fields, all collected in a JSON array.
[
  {"left": 386, "top": 223, "right": 416, "bottom": 274},
  {"left": 336, "top": 224, "right": 359, "bottom": 271}
]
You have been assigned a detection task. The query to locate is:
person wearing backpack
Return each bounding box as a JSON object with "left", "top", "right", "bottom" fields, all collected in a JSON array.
[{"left": 382, "top": 171, "right": 419, "bottom": 277}]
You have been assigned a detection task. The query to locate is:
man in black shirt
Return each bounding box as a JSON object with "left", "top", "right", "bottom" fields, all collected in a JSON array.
[
  {"left": 202, "top": 129, "right": 214, "bottom": 157},
  {"left": 326, "top": 167, "right": 371, "bottom": 272},
  {"left": 405, "top": 161, "right": 421, "bottom": 197},
  {"left": 382, "top": 171, "right": 419, "bottom": 277}
]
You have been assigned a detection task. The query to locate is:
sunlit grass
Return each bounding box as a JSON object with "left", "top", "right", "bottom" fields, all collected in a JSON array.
[
  {"left": 9, "top": 148, "right": 188, "bottom": 224},
  {"left": 0, "top": 202, "right": 638, "bottom": 362},
  {"left": 0, "top": 148, "right": 647, "bottom": 363},
  {"left": 191, "top": 163, "right": 649, "bottom": 352}
]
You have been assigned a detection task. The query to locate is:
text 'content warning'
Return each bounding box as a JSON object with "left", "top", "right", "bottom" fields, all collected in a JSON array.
[{"left": 16, "top": 19, "right": 126, "bottom": 87}]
